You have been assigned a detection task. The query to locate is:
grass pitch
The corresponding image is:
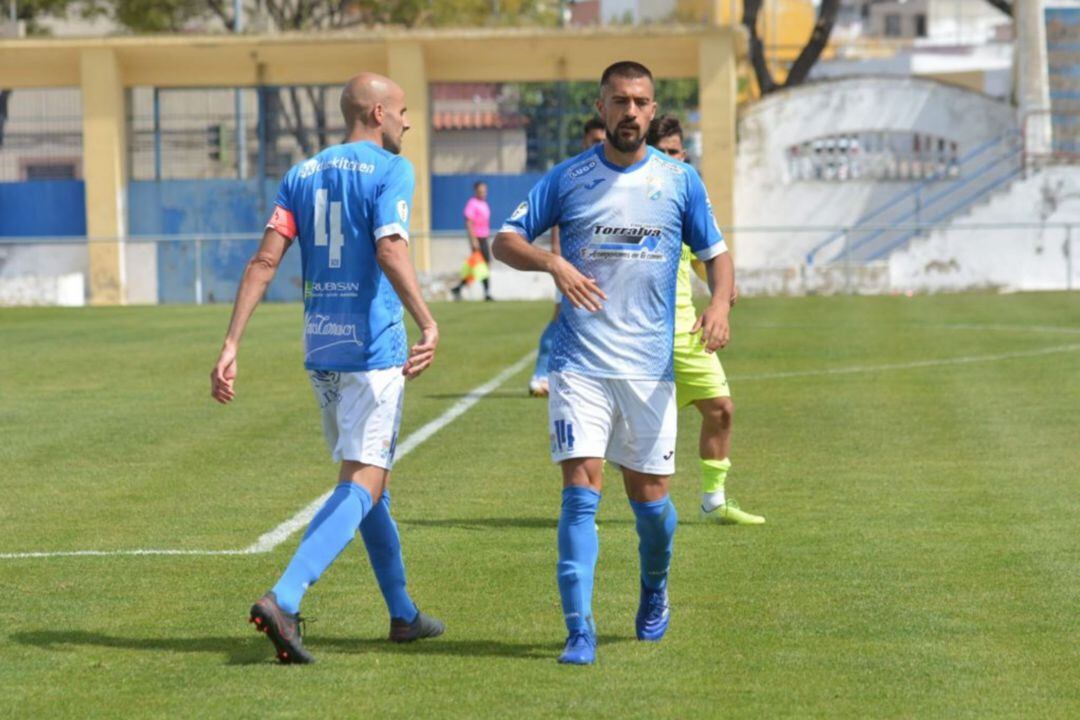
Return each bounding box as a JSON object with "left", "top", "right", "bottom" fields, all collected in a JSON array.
[{"left": 1, "top": 293, "right": 1078, "bottom": 718}]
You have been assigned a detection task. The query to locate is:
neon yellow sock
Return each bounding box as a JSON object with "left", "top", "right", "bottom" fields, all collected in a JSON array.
[{"left": 700, "top": 457, "right": 731, "bottom": 495}]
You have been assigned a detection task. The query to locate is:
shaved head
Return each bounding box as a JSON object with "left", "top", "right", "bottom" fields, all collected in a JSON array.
[{"left": 340, "top": 72, "right": 410, "bottom": 154}]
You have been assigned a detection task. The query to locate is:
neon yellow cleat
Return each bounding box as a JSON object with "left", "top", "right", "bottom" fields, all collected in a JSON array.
[{"left": 699, "top": 499, "right": 765, "bottom": 525}]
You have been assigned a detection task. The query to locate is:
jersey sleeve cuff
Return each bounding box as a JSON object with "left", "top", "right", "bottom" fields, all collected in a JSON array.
[
  {"left": 693, "top": 240, "right": 728, "bottom": 262},
  {"left": 498, "top": 223, "right": 533, "bottom": 242},
  {"left": 374, "top": 223, "right": 410, "bottom": 243}
]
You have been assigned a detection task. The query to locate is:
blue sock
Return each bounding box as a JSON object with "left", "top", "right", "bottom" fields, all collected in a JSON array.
[
  {"left": 557, "top": 486, "right": 601, "bottom": 635},
  {"left": 534, "top": 320, "right": 556, "bottom": 380},
  {"left": 630, "top": 495, "right": 678, "bottom": 592},
  {"left": 272, "top": 482, "right": 373, "bottom": 614},
  {"left": 359, "top": 490, "right": 417, "bottom": 622}
]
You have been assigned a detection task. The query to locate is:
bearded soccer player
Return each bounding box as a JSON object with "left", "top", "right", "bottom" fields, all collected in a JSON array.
[
  {"left": 494, "top": 62, "right": 734, "bottom": 665},
  {"left": 210, "top": 73, "right": 444, "bottom": 664},
  {"left": 648, "top": 115, "right": 764, "bottom": 526}
]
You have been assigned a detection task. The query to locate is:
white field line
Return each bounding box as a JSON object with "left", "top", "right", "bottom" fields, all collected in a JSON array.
[
  {"left": 0, "top": 351, "right": 537, "bottom": 562},
  {"left": 0, "top": 549, "right": 250, "bottom": 560},
  {"left": 941, "top": 323, "right": 1080, "bottom": 336},
  {"left": 734, "top": 343, "right": 1080, "bottom": 383}
]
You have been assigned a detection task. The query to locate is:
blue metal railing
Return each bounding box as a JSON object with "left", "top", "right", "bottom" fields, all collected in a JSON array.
[{"left": 805, "top": 131, "right": 1022, "bottom": 265}]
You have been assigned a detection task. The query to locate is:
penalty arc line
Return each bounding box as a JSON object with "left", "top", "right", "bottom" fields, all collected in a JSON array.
[{"left": 0, "top": 351, "right": 538, "bottom": 562}]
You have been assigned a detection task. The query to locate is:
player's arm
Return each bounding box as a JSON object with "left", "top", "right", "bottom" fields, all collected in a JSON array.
[
  {"left": 691, "top": 257, "right": 738, "bottom": 307},
  {"left": 375, "top": 235, "right": 438, "bottom": 379},
  {"left": 373, "top": 156, "right": 437, "bottom": 379},
  {"left": 492, "top": 175, "right": 605, "bottom": 312},
  {"left": 684, "top": 169, "right": 733, "bottom": 353},
  {"left": 550, "top": 225, "right": 561, "bottom": 257},
  {"left": 692, "top": 251, "right": 734, "bottom": 353},
  {"left": 211, "top": 224, "right": 293, "bottom": 404},
  {"left": 493, "top": 230, "right": 605, "bottom": 313}
]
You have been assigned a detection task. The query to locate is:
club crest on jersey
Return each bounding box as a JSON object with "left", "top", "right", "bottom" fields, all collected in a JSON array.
[
  {"left": 510, "top": 201, "right": 528, "bottom": 221},
  {"left": 646, "top": 175, "right": 663, "bottom": 201},
  {"left": 397, "top": 200, "right": 408, "bottom": 223},
  {"left": 582, "top": 223, "right": 665, "bottom": 261}
]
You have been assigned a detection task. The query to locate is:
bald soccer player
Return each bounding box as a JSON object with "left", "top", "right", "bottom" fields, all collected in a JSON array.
[{"left": 211, "top": 73, "right": 445, "bottom": 665}]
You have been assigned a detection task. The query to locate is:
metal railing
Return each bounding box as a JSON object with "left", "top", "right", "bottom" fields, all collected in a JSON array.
[{"left": 805, "top": 131, "right": 1024, "bottom": 265}]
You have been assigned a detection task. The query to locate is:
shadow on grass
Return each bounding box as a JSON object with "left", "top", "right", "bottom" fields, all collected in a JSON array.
[
  {"left": 401, "top": 517, "right": 558, "bottom": 530},
  {"left": 401, "top": 517, "right": 634, "bottom": 530},
  {"left": 423, "top": 391, "right": 533, "bottom": 401},
  {"left": 11, "top": 630, "right": 631, "bottom": 666}
]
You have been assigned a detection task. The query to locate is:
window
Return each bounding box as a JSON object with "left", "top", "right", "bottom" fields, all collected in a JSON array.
[
  {"left": 914, "top": 14, "right": 927, "bottom": 37},
  {"left": 884, "top": 13, "right": 903, "bottom": 37},
  {"left": 786, "top": 131, "right": 961, "bottom": 183},
  {"left": 21, "top": 159, "right": 79, "bottom": 180}
]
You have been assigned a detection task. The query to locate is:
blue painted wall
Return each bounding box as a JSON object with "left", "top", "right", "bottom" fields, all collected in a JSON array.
[
  {"left": 128, "top": 180, "right": 302, "bottom": 304},
  {"left": 430, "top": 174, "right": 543, "bottom": 232},
  {"left": 0, "top": 181, "right": 86, "bottom": 237}
]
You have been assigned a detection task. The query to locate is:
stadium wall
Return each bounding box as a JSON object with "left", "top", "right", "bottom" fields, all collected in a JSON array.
[
  {"left": 889, "top": 165, "right": 1080, "bottom": 292},
  {"left": 0, "top": 26, "right": 739, "bottom": 305},
  {"left": 734, "top": 76, "right": 1018, "bottom": 267}
]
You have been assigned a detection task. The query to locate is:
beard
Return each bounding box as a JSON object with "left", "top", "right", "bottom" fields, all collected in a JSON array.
[
  {"left": 606, "top": 123, "right": 645, "bottom": 153},
  {"left": 381, "top": 127, "right": 402, "bottom": 155}
]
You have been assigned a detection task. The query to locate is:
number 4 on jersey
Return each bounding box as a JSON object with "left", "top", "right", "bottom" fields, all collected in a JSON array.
[{"left": 314, "top": 188, "right": 344, "bottom": 268}]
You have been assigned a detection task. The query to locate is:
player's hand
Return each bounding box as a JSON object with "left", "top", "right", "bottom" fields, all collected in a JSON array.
[
  {"left": 404, "top": 324, "right": 438, "bottom": 379},
  {"left": 550, "top": 256, "right": 606, "bottom": 313},
  {"left": 210, "top": 343, "right": 238, "bottom": 404},
  {"left": 470, "top": 239, "right": 480, "bottom": 253},
  {"left": 730, "top": 283, "right": 739, "bottom": 308},
  {"left": 690, "top": 302, "right": 731, "bottom": 353}
]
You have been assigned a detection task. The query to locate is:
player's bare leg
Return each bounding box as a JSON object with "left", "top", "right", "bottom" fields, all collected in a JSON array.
[
  {"left": 339, "top": 460, "right": 388, "bottom": 502},
  {"left": 695, "top": 397, "right": 764, "bottom": 525},
  {"left": 623, "top": 468, "right": 675, "bottom": 641}
]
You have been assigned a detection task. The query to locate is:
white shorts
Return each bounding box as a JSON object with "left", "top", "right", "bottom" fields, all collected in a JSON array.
[
  {"left": 308, "top": 367, "right": 405, "bottom": 469},
  {"left": 547, "top": 371, "right": 677, "bottom": 476}
]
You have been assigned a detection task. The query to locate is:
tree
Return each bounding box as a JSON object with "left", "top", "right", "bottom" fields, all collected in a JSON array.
[{"left": 743, "top": 0, "right": 839, "bottom": 96}]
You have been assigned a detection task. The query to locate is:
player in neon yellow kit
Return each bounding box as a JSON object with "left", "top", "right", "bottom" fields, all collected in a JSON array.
[{"left": 648, "top": 115, "right": 764, "bottom": 525}]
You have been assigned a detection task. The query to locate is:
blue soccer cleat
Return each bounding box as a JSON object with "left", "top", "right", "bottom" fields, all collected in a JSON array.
[
  {"left": 635, "top": 583, "right": 670, "bottom": 641},
  {"left": 557, "top": 631, "right": 597, "bottom": 665}
]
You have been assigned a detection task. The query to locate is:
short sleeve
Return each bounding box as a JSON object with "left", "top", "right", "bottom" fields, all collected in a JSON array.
[
  {"left": 682, "top": 167, "right": 727, "bottom": 261},
  {"left": 374, "top": 156, "right": 415, "bottom": 244},
  {"left": 499, "top": 170, "right": 561, "bottom": 243},
  {"left": 266, "top": 170, "right": 297, "bottom": 239},
  {"left": 273, "top": 171, "right": 293, "bottom": 213},
  {"left": 463, "top": 198, "right": 478, "bottom": 222}
]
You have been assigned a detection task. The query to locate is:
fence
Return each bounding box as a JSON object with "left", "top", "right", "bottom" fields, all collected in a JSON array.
[{"left": 1, "top": 222, "right": 1076, "bottom": 307}]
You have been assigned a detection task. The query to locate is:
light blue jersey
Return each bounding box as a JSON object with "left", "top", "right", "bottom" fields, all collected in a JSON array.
[
  {"left": 273, "top": 141, "right": 413, "bottom": 372},
  {"left": 501, "top": 144, "right": 727, "bottom": 380}
]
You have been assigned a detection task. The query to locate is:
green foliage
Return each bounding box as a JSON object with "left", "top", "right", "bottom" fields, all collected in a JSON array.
[
  {"left": 516, "top": 78, "right": 699, "bottom": 169},
  {"left": 22, "top": 0, "right": 562, "bottom": 34}
]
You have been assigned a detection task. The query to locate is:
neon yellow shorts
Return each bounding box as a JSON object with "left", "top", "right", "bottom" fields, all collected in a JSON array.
[{"left": 673, "top": 329, "right": 730, "bottom": 408}]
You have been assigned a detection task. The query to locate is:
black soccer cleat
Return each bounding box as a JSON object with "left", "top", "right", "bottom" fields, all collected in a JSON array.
[
  {"left": 249, "top": 591, "right": 316, "bottom": 665},
  {"left": 389, "top": 609, "right": 445, "bottom": 643}
]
